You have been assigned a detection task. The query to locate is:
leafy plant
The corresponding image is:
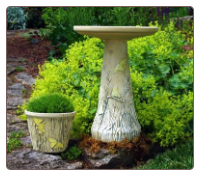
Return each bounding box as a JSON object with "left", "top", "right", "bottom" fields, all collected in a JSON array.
[
  {"left": 136, "top": 139, "right": 193, "bottom": 169},
  {"left": 17, "top": 103, "right": 28, "bottom": 121},
  {"left": 136, "top": 90, "right": 193, "bottom": 147},
  {"left": 7, "top": 7, "right": 27, "bottom": 30},
  {"left": 24, "top": 7, "right": 45, "bottom": 29},
  {"left": 15, "top": 67, "right": 24, "bottom": 72},
  {"left": 7, "top": 131, "right": 25, "bottom": 153},
  {"left": 41, "top": 7, "right": 188, "bottom": 59},
  {"left": 26, "top": 93, "right": 74, "bottom": 113},
  {"left": 61, "top": 145, "right": 82, "bottom": 160},
  {"left": 128, "top": 22, "right": 193, "bottom": 96}
]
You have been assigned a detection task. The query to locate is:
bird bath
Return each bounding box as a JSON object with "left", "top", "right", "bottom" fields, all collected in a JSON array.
[{"left": 74, "top": 26, "right": 158, "bottom": 142}]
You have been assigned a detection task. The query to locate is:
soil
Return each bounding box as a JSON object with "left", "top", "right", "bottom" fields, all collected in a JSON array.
[{"left": 7, "top": 29, "right": 53, "bottom": 77}]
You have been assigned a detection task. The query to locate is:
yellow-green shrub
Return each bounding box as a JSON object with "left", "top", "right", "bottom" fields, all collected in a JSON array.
[
  {"left": 137, "top": 90, "right": 193, "bottom": 146},
  {"left": 128, "top": 22, "right": 193, "bottom": 95}
]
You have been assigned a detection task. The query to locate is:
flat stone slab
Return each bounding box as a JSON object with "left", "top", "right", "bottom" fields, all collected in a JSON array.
[
  {"left": 7, "top": 60, "right": 26, "bottom": 75},
  {"left": 20, "top": 136, "right": 32, "bottom": 146},
  {"left": 7, "top": 148, "right": 83, "bottom": 169},
  {"left": 7, "top": 121, "right": 29, "bottom": 135},
  {"left": 7, "top": 113, "right": 22, "bottom": 124},
  {"left": 15, "top": 72, "right": 35, "bottom": 85},
  {"left": 7, "top": 83, "right": 25, "bottom": 96},
  {"left": 7, "top": 97, "right": 24, "bottom": 109},
  {"left": 7, "top": 67, "right": 16, "bottom": 75},
  {"left": 7, "top": 58, "right": 26, "bottom": 62},
  {"left": 83, "top": 148, "right": 134, "bottom": 169},
  {"left": 7, "top": 78, "right": 13, "bottom": 86}
]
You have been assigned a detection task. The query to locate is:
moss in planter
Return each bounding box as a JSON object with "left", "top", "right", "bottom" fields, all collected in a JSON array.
[{"left": 26, "top": 93, "right": 74, "bottom": 113}]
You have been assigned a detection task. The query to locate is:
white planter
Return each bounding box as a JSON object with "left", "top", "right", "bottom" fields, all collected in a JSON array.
[{"left": 25, "top": 110, "right": 76, "bottom": 153}]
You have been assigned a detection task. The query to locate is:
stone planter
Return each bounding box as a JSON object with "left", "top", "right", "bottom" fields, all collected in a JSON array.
[{"left": 25, "top": 110, "right": 76, "bottom": 153}]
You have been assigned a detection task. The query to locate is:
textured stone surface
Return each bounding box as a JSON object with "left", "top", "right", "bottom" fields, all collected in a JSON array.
[
  {"left": 7, "top": 121, "right": 29, "bottom": 134},
  {"left": 20, "top": 136, "right": 32, "bottom": 146},
  {"left": 65, "top": 162, "right": 83, "bottom": 169},
  {"left": 7, "top": 66, "right": 16, "bottom": 75},
  {"left": 7, "top": 148, "right": 83, "bottom": 169},
  {"left": 7, "top": 113, "right": 22, "bottom": 124},
  {"left": 7, "top": 78, "right": 13, "bottom": 86},
  {"left": 7, "top": 97, "right": 24, "bottom": 109},
  {"left": 83, "top": 148, "right": 134, "bottom": 169},
  {"left": 15, "top": 72, "right": 35, "bottom": 85},
  {"left": 7, "top": 83, "right": 25, "bottom": 96},
  {"left": 7, "top": 57, "right": 26, "bottom": 62}
]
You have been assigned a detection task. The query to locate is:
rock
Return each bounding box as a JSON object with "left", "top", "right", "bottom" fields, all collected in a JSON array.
[
  {"left": 8, "top": 83, "right": 25, "bottom": 89},
  {"left": 181, "top": 15, "right": 193, "bottom": 21},
  {"left": 7, "top": 83, "right": 25, "bottom": 96},
  {"left": 171, "top": 15, "right": 193, "bottom": 22},
  {"left": 7, "top": 148, "right": 83, "bottom": 169},
  {"left": 7, "top": 113, "right": 22, "bottom": 124},
  {"left": 31, "top": 38, "right": 38, "bottom": 44},
  {"left": 7, "top": 97, "right": 24, "bottom": 109},
  {"left": 7, "top": 31, "right": 17, "bottom": 36},
  {"left": 64, "top": 162, "right": 83, "bottom": 169},
  {"left": 7, "top": 77, "right": 13, "bottom": 86},
  {"left": 83, "top": 148, "right": 134, "bottom": 169},
  {"left": 20, "top": 136, "right": 32, "bottom": 146},
  {"left": 7, "top": 121, "right": 29, "bottom": 135},
  {"left": 7, "top": 58, "right": 26, "bottom": 62},
  {"left": 15, "top": 72, "right": 35, "bottom": 85},
  {"left": 7, "top": 67, "right": 16, "bottom": 75}
]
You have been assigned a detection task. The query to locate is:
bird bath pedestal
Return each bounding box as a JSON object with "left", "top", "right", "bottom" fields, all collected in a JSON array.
[{"left": 74, "top": 26, "right": 158, "bottom": 142}]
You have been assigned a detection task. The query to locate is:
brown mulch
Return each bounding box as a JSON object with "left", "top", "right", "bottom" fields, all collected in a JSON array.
[
  {"left": 7, "top": 30, "right": 53, "bottom": 77},
  {"left": 79, "top": 133, "right": 152, "bottom": 165}
]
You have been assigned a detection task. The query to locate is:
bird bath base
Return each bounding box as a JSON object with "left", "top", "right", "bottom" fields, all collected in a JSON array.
[{"left": 74, "top": 26, "right": 158, "bottom": 142}]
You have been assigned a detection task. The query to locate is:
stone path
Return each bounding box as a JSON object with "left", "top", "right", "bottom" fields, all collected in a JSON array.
[{"left": 7, "top": 148, "right": 83, "bottom": 169}]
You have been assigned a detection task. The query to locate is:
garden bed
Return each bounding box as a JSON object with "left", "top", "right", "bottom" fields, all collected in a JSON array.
[{"left": 7, "top": 29, "right": 53, "bottom": 77}]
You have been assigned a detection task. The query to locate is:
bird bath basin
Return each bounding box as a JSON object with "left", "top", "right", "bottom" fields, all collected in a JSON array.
[{"left": 74, "top": 26, "right": 158, "bottom": 142}]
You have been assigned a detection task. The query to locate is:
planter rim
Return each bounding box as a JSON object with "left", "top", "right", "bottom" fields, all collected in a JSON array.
[{"left": 25, "top": 110, "right": 76, "bottom": 118}]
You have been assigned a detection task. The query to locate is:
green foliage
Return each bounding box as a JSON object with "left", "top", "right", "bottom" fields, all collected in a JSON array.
[
  {"left": 41, "top": 7, "right": 180, "bottom": 58},
  {"left": 15, "top": 67, "right": 24, "bottom": 72},
  {"left": 29, "top": 37, "right": 102, "bottom": 136},
  {"left": 41, "top": 7, "right": 83, "bottom": 57},
  {"left": 26, "top": 93, "right": 74, "bottom": 113},
  {"left": 128, "top": 22, "right": 193, "bottom": 95},
  {"left": 136, "top": 139, "right": 193, "bottom": 169},
  {"left": 136, "top": 90, "right": 193, "bottom": 147},
  {"left": 26, "top": 23, "right": 193, "bottom": 146},
  {"left": 24, "top": 7, "right": 45, "bottom": 28},
  {"left": 169, "top": 7, "right": 189, "bottom": 18},
  {"left": 7, "top": 131, "right": 25, "bottom": 153},
  {"left": 61, "top": 145, "right": 82, "bottom": 160},
  {"left": 17, "top": 103, "right": 28, "bottom": 121},
  {"left": 38, "top": 28, "right": 51, "bottom": 39},
  {"left": 40, "top": 6, "right": 190, "bottom": 56},
  {"left": 7, "top": 7, "right": 27, "bottom": 30}
]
